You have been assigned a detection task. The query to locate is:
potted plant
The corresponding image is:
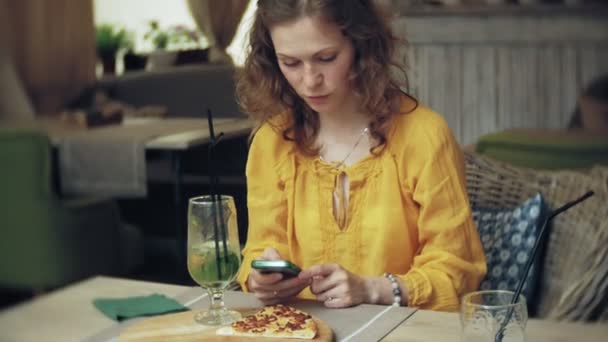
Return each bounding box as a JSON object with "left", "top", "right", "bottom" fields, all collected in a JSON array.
[
  {"left": 143, "top": 20, "right": 204, "bottom": 70},
  {"left": 95, "top": 24, "right": 131, "bottom": 75},
  {"left": 123, "top": 49, "right": 148, "bottom": 72}
]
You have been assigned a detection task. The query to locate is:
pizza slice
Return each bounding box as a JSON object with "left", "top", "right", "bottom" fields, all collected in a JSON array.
[{"left": 216, "top": 304, "right": 318, "bottom": 339}]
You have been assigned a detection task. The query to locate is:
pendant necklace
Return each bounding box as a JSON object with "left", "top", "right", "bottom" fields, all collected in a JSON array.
[
  {"left": 319, "top": 127, "right": 369, "bottom": 169},
  {"left": 319, "top": 126, "right": 369, "bottom": 229}
]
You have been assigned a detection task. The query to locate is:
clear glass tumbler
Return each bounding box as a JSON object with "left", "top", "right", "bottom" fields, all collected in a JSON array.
[{"left": 460, "top": 290, "right": 527, "bottom": 342}]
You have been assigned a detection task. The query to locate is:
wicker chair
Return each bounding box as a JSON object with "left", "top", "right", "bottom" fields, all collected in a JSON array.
[{"left": 464, "top": 151, "right": 608, "bottom": 321}]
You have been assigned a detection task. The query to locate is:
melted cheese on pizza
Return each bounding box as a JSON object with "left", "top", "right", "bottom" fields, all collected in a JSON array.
[{"left": 216, "top": 304, "right": 318, "bottom": 339}]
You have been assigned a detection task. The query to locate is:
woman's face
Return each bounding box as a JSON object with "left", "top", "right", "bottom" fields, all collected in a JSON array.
[{"left": 269, "top": 15, "right": 357, "bottom": 116}]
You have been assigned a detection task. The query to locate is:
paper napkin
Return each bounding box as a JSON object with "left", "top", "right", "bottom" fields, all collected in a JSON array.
[{"left": 93, "top": 294, "right": 189, "bottom": 321}]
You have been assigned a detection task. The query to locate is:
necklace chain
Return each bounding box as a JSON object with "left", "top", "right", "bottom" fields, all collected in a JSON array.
[{"left": 320, "top": 127, "right": 369, "bottom": 169}]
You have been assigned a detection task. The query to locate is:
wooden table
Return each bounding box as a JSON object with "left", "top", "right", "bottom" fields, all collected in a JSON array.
[
  {"left": 383, "top": 309, "right": 607, "bottom": 342},
  {"left": 0, "top": 276, "right": 606, "bottom": 342},
  {"left": 5, "top": 116, "right": 253, "bottom": 149},
  {"left": 0, "top": 277, "right": 188, "bottom": 342},
  {"left": 3, "top": 116, "right": 253, "bottom": 199}
]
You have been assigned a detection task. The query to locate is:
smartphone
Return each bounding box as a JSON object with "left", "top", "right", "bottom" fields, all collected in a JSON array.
[{"left": 251, "top": 260, "right": 302, "bottom": 278}]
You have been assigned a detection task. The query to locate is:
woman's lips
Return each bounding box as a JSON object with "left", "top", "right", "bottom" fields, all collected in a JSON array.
[{"left": 306, "top": 94, "right": 329, "bottom": 106}]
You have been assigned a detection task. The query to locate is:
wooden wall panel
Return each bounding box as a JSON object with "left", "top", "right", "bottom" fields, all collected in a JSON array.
[{"left": 392, "top": 11, "right": 608, "bottom": 145}]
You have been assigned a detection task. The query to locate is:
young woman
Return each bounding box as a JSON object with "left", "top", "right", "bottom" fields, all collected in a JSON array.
[{"left": 235, "top": 0, "right": 486, "bottom": 311}]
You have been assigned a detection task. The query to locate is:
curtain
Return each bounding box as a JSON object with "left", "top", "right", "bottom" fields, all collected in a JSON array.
[
  {"left": 187, "top": 0, "right": 249, "bottom": 64},
  {"left": 0, "top": 1, "right": 14, "bottom": 55},
  {"left": 0, "top": 0, "right": 96, "bottom": 115}
]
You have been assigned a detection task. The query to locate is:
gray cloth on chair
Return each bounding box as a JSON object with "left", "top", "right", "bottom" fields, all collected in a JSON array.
[
  {"left": 59, "top": 129, "right": 147, "bottom": 197},
  {"left": 57, "top": 118, "right": 244, "bottom": 197}
]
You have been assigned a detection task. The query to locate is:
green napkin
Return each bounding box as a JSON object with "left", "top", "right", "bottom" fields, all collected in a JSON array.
[{"left": 93, "top": 294, "right": 189, "bottom": 321}]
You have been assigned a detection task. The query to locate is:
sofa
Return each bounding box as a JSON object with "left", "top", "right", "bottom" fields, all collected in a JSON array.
[
  {"left": 475, "top": 128, "right": 608, "bottom": 170},
  {"left": 465, "top": 151, "right": 608, "bottom": 321},
  {"left": 94, "top": 64, "right": 243, "bottom": 119}
]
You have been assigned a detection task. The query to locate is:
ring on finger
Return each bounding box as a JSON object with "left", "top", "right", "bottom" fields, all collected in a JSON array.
[{"left": 273, "top": 290, "right": 278, "bottom": 297}]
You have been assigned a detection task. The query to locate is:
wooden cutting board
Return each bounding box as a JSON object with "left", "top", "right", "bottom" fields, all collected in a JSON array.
[{"left": 119, "top": 308, "right": 333, "bottom": 342}]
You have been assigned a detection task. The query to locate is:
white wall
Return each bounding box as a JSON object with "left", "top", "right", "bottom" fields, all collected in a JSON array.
[{"left": 94, "top": 0, "right": 199, "bottom": 51}]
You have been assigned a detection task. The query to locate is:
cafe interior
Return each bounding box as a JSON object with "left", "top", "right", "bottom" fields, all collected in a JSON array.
[{"left": 1, "top": 0, "right": 607, "bottom": 341}]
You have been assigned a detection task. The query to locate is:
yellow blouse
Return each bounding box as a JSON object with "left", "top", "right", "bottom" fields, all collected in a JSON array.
[{"left": 237, "top": 100, "right": 487, "bottom": 311}]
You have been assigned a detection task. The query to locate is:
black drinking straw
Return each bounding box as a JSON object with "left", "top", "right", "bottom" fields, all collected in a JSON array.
[
  {"left": 207, "top": 109, "right": 228, "bottom": 280},
  {"left": 494, "top": 190, "right": 595, "bottom": 342}
]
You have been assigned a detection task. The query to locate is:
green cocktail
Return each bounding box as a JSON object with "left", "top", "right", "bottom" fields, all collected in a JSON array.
[
  {"left": 187, "top": 195, "right": 242, "bottom": 325},
  {"left": 188, "top": 241, "right": 241, "bottom": 289}
]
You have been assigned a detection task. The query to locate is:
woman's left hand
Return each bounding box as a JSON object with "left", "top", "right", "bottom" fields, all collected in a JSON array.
[{"left": 298, "top": 263, "right": 374, "bottom": 308}]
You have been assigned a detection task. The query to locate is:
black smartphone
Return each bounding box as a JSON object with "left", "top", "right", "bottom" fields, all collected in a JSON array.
[{"left": 251, "top": 260, "right": 302, "bottom": 278}]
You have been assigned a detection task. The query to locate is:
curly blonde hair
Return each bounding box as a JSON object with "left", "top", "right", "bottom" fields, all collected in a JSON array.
[{"left": 236, "top": 0, "right": 415, "bottom": 155}]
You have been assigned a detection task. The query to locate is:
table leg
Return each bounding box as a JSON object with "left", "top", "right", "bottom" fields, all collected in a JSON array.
[{"left": 171, "top": 151, "right": 187, "bottom": 280}]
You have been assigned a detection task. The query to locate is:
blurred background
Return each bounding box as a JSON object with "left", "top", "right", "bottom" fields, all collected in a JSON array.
[{"left": 1, "top": 0, "right": 607, "bottom": 320}]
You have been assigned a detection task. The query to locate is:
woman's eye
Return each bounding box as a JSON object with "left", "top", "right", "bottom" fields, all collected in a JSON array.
[
  {"left": 319, "top": 55, "right": 336, "bottom": 63},
  {"left": 281, "top": 60, "right": 300, "bottom": 67}
]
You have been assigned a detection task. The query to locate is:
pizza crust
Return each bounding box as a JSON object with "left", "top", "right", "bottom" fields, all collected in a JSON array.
[{"left": 216, "top": 304, "right": 318, "bottom": 339}]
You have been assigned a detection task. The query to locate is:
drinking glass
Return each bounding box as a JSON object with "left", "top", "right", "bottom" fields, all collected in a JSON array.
[
  {"left": 460, "top": 290, "right": 527, "bottom": 342},
  {"left": 187, "top": 195, "right": 242, "bottom": 325}
]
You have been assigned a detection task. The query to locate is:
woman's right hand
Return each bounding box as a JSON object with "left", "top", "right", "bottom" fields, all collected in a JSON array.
[{"left": 247, "top": 247, "right": 311, "bottom": 305}]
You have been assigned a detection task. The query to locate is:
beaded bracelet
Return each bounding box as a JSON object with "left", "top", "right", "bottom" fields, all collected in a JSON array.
[{"left": 384, "top": 272, "right": 402, "bottom": 307}]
